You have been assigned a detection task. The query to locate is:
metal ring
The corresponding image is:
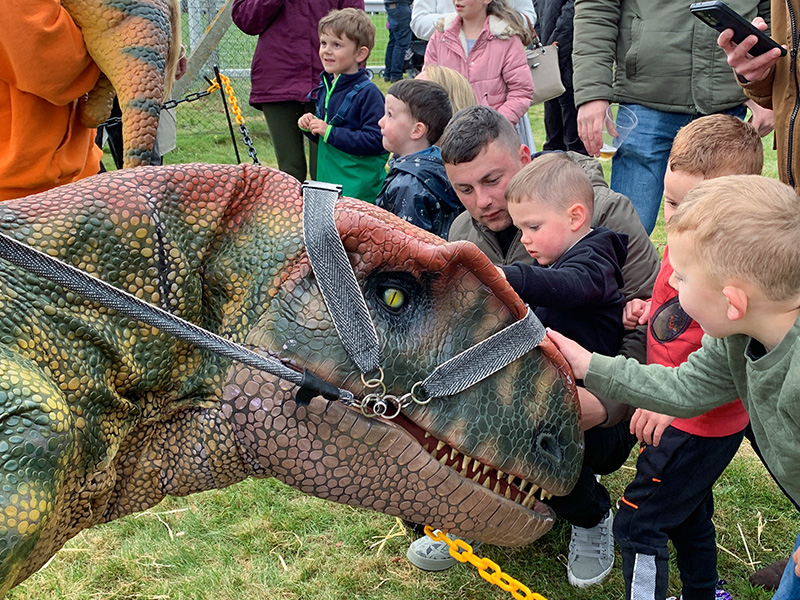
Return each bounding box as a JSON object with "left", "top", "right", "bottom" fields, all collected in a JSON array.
[
  {"left": 379, "top": 394, "right": 402, "bottom": 420},
  {"left": 410, "top": 381, "right": 431, "bottom": 405},
  {"left": 360, "top": 367, "right": 385, "bottom": 389}
]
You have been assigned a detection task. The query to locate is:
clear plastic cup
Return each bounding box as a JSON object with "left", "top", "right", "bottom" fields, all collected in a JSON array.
[{"left": 600, "top": 104, "right": 638, "bottom": 159}]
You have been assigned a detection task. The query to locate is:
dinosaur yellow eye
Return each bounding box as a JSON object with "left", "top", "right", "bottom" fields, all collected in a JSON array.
[{"left": 382, "top": 288, "right": 405, "bottom": 309}]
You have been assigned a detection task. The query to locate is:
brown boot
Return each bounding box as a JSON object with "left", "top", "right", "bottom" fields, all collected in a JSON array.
[{"left": 750, "top": 557, "right": 790, "bottom": 590}]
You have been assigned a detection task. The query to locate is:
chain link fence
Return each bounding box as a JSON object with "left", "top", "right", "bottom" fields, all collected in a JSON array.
[{"left": 176, "top": 1, "right": 391, "bottom": 130}]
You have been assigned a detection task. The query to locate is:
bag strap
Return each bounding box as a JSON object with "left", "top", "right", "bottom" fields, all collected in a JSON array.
[{"left": 522, "top": 14, "right": 543, "bottom": 48}]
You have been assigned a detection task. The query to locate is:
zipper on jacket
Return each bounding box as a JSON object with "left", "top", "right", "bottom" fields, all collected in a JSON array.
[{"left": 787, "top": 0, "right": 798, "bottom": 188}]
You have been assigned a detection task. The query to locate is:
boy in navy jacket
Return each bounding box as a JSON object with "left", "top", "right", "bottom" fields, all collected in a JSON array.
[
  {"left": 299, "top": 8, "right": 388, "bottom": 202},
  {"left": 376, "top": 79, "right": 463, "bottom": 238},
  {"left": 500, "top": 151, "right": 628, "bottom": 358}
]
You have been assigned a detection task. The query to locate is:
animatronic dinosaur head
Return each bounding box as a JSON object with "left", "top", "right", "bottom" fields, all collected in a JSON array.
[{"left": 227, "top": 196, "right": 582, "bottom": 548}]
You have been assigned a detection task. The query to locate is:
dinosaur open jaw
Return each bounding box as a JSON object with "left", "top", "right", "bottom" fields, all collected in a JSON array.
[{"left": 393, "top": 414, "right": 553, "bottom": 517}]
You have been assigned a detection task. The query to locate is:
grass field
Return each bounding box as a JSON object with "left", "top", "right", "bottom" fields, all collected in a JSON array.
[{"left": 9, "top": 89, "right": 798, "bottom": 600}]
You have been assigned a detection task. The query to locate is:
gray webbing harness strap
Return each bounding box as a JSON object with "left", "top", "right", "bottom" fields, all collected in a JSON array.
[
  {"left": 302, "top": 181, "right": 380, "bottom": 374},
  {"left": 0, "top": 230, "right": 351, "bottom": 405},
  {"left": 419, "top": 307, "right": 544, "bottom": 399},
  {"left": 300, "top": 181, "right": 546, "bottom": 412}
]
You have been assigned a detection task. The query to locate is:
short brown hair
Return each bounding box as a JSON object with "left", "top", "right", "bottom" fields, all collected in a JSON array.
[
  {"left": 318, "top": 8, "right": 376, "bottom": 54},
  {"left": 669, "top": 114, "right": 763, "bottom": 177},
  {"left": 667, "top": 175, "right": 800, "bottom": 301},
  {"left": 387, "top": 79, "right": 453, "bottom": 145},
  {"left": 505, "top": 153, "right": 594, "bottom": 216}
]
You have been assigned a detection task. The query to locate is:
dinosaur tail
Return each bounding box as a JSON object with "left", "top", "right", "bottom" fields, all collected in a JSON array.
[{"left": 67, "top": 0, "right": 181, "bottom": 168}]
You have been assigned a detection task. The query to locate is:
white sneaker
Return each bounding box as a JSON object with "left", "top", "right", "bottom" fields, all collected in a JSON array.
[
  {"left": 406, "top": 531, "right": 482, "bottom": 571},
  {"left": 567, "top": 509, "right": 614, "bottom": 588}
]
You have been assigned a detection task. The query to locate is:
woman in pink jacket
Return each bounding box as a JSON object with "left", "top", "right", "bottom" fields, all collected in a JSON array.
[{"left": 423, "top": 0, "right": 533, "bottom": 126}]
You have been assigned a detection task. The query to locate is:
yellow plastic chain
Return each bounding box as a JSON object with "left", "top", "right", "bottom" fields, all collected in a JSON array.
[
  {"left": 206, "top": 73, "right": 246, "bottom": 126},
  {"left": 424, "top": 526, "right": 550, "bottom": 600}
]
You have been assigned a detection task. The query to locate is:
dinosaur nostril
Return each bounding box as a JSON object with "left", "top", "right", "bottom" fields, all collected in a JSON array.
[{"left": 535, "top": 434, "right": 564, "bottom": 466}]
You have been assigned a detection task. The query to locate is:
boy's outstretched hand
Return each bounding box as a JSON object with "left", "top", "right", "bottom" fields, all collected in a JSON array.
[
  {"left": 630, "top": 408, "right": 674, "bottom": 446},
  {"left": 546, "top": 329, "right": 592, "bottom": 380}
]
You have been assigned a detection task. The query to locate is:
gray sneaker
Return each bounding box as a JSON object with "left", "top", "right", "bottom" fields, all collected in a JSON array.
[
  {"left": 567, "top": 509, "right": 614, "bottom": 588},
  {"left": 406, "top": 531, "right": 482, "bottom": 571}
]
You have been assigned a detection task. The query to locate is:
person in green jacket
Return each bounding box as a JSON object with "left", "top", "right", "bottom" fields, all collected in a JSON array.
[
  {"left": 548, "top": 175, "right": 800, "bottom": 600},
  {"left": 572, "top": 0, "right": 773, "bottom": 235}
]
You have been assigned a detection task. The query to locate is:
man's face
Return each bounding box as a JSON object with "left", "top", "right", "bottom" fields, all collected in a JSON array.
[{"left": 444, "top": 140, "right": 530, "bottom": 231}]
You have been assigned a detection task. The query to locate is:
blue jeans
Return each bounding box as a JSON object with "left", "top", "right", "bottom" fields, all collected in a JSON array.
[
  {"left": 610, "top": 103, "right": 747, "bottom": 234},
  {"left": 384, "top": 1, "right": 412, "bottom": 81},
  {"left": 773, "top": 530, "right": 800, "bottom": 600}
]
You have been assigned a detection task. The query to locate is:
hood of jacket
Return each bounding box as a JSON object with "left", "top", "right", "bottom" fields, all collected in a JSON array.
[
  {"left": 389, "top": 151, "right": 455, "bottom": 198},
  {"left": 553, "top": 227, "right": 628, "bottom": 291},
  {"left": 436, "top": 13, "right": 518, "bottom": 40}
]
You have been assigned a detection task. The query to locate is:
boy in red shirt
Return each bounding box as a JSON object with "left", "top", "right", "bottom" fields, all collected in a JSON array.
[{"left": 616, "top": 114, "right": 762, "bottom": 600}]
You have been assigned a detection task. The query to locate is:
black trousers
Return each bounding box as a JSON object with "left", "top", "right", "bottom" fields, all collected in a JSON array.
[
  {"left": 261, "top": 100, "right": 317, "bottom": 182},
  {"left": 614, "top": 426, "right": 744, "bottom": 600},
  {"left": 544, "top": 420, "right": 637, "bottom": 528},
  {"left": 542, "top": 84, "right": 587, "bottom": 155}
]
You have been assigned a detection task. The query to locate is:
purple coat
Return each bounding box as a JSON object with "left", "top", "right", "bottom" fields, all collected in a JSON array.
[{"left": 232, "top": 0, "right": 364, "bottom": 106}]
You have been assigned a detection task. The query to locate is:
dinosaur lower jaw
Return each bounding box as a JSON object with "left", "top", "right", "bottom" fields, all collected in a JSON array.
[{"left": 391, "top": 413, "right": 554, "bottom": 520}]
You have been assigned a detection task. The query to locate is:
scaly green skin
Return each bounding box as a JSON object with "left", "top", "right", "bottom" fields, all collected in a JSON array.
[
  {"left": 0, "top": 164, "right": 581, "bottom": 596},
  {"left": 62, "top": 0, "right": 180, "bottom": 168}
]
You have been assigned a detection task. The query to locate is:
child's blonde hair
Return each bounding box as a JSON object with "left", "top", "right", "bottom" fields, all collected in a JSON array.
[
  {"left": 418, "top": 66, "right": 477, "bottom": 113},
  {"left": 669, "top": 115, "right": 763, "bottom": 177},
  {"left": 318, "top": 8, "right": 376, "bottom": 54},
  {"left": 668, "top": 175, "right": 800, "bottom": 301},
  {"left": 506, "top": 153, "right": 594, "bottom": 217},
  {"left": 487, "top": 0, "right": 534, "bottom": 45}
]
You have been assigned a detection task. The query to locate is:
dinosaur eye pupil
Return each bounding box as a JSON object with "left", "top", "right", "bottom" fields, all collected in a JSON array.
[{"left": 382, "top": 288, "right": 405, "bottom": 309}]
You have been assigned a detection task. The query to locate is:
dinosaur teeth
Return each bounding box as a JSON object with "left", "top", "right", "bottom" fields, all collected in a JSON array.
[
  {"left": 522, "top": 485, "right": 539, "bottom": 508},
  {"left": 472, "top": 471, "right": 483, "bottom": 482},
  {"left": 462, "top": 456, "right": 472, "bottom": 472},
  {"left": 483, "top": 465, "right": 491, "bottom": 475},
  {"left": 438, "top": 455, "right": 449, "bottom": 465},
  {"left": 504, "top": 487, "right": 512, "bottom": 499},
  {"left": 517, "top": 480, "right": 527, "bottom": 492},
  {"left": 541, "top": 490, "right": 553, "bottom": 501},
  {"left": 493, "top": 481, "right": 502, "bottom": 494},
  {"left": 482, "top": 476, "right": 493, "bottom": 489},
  {"left": 506, "top": 475, "right": 514, "bottom": 486},
  {"left": 424, "top": 432, "right": 430, "bottom": 439},
  {"left": 450, "top": 448, "right": 458, "bottom": 461},
  {"left": 436, "top": 441, "right": 445, "bottom": 452}
]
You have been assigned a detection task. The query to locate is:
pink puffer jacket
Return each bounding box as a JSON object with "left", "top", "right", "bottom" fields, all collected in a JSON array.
[{"left": 424, "top": 14, "right": 533, "bottom": 124}]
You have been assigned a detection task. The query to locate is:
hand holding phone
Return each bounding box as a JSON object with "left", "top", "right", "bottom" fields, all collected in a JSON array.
[
  {"left": 691, "top": 1, "right": 786, "bottom": 57},
  {"left": 714, "top": 12, "right": 785, "bottom": 83}
]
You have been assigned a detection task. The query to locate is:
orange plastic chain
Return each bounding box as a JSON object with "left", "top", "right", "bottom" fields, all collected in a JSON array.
[{"left": 424, "top": 526, "right": 550, "bottom": 600}]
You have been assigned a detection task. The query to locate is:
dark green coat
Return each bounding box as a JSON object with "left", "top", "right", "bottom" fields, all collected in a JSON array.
[{"left": 573, "top": 0, "right": 771, "bottom": 113}]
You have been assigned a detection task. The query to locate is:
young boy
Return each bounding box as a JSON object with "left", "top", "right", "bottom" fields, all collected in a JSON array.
[
  {"left": 615, "top": 115, "right": 761, "bottom": 600},
  {"left": 500, "top": 152, "right": 628, "bottom": 358},
  {"left": 376, "top": 79, "right": 463, "bottom": 239},
  {"left": 298, "top": 8, "right": 388, "bottom": 203},
  {"left": 548, "top": 175, "right": 800, "bottom": 600}
]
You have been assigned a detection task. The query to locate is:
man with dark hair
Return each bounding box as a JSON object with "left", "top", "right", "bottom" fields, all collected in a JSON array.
[
  {"left": 407, "top": 105, "right": 660, "bottom": 588},
  {"left": 376, "top": 79, "right": 463, "bottom": 238}
]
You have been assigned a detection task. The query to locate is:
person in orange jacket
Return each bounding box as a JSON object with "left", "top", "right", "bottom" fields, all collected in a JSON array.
[{"left": 0, "top": 0, "right": 104, "bottom": 201}]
